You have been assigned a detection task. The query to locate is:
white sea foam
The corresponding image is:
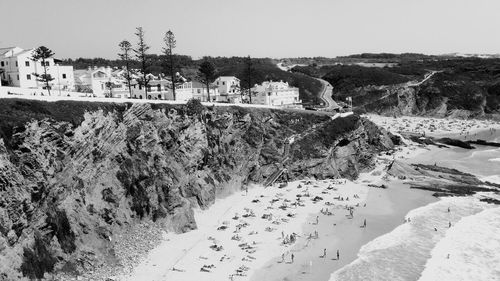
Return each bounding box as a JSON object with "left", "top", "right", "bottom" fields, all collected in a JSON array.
[
  {"left": 488, "top": 157, "right": 500, "bottom": 162},
  {"left": 418, "top": 206, "right": 500, "bottom": 281},
  {"left": 481, "top": 175, "right": 500, "bottom": 184},
  {"left": 329, "top": 197, "right": 493, "bottom": 281}
]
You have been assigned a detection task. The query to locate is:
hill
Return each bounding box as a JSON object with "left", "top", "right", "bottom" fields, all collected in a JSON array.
[{"left": 291, "top": 56, "right": 500, "bottom": 119}]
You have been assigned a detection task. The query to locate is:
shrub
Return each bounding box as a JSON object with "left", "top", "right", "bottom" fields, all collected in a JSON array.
[
  {"left": 186, "top": 99, "right": 204, "bottom": 116},
  {"left": 21, "top": 232, "right": 58, "bottom": 279}
]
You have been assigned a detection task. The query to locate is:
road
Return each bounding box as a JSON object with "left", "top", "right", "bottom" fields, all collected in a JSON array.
[
  {"left": 276, "top": 62, "right": 339, "bottom": 111},
  {"left": 407, "top": 70, "right": 442, "bottom": 87},
  {"left": 316, "top": 77, "right": 340, "bottom": 110}
]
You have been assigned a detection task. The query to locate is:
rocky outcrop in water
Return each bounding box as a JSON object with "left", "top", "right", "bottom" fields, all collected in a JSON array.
[{"left": 0, "top": 99, "right": 394, "bottom": 280}]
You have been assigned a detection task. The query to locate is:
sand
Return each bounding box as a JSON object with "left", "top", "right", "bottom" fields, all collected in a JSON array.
[
  {"left": 250, "top": 181, "right": 436, "bottom": 281},
  {"left": 121, "top": 178, "right": 372, "bottom": 281},
  {"left": 363, "top": 114, "right": 500, "bottom": 140}
]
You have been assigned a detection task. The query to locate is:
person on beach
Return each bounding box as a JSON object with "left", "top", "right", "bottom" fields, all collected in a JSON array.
[
  {"left": 323, "top": 248, "right": 327, "bottom": 258},
  {"left": 316, "top": 216, "right": 319, "bottom": 225},
  {"left": 447, "top": 207, "right": 450, "bottom": 213},
  {"left": 282, "top": 253, "right": 285, "bottom": 263},
  {"left": 291, "top": 254, "right": 294, "bottom": 263},
  {"left": 449, "top": 221, "right": 452, "bottom": 228},
  {"left": 363, "top": 219, "right": 367, "bottom": 228},
  {"left": 337, "top": 250, "right": 340, "bottom": 260}
]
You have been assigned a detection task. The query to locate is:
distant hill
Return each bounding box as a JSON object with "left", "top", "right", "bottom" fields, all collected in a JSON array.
[{"left": 312, "top": 57, "right": 500, "bottom": 118}]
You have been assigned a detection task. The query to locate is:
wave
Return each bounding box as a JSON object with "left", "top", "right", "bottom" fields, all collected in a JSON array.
[
  {"left": 481, "top": 175, "right": 500, "bottom": 184},
  {"left": 418, "top": 207, "right": 500, "bottom": 281},
  {"left": 329, "top": 197, "right": 493, "bottom": 281},
  {"left": 488, "top": 158, "right": 500, "bottom": 162}
]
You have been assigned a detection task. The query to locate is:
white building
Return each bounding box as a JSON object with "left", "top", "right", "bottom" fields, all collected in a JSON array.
[
  {"left": 252, "top": 80, "right": 302, "bottom": 108},
  {"left": 214, "top": 76, "right": 241, "bottom": 103},
  {"left": 130, "top": 79, "right": 171, "bottom": 100},
  {"left": 74, "top": 66, "right": 127, "bottom": 97},
  {"left": 175, "top": 80, "right": 219, "bottom": 102},
  {"left": 0, "top": 47, "right": 74, "bottom": 91}
]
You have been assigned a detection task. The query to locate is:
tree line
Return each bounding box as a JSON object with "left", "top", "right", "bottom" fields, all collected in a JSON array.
[{"left": 112, "top": 27, "right": 258, "bottom": 101}]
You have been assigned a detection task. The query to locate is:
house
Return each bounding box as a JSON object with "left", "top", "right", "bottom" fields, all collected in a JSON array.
[
  {"left": 129, "top": 79, "right": 171, "bottom": 100},
  {"left": 175, "top": 80, "right": 219, "bottom": 102},
  {"left": 74, "top": 66, "right": 114, "bottom": 97},
  {"left": 252, "top": 80, "right": 302, "bottom": 108},
  {"left": 0, "top": 46, "right": 74, "bottom": 91},
  {"left": 214, "top": 76, "right": 241, "bottom": 103}
]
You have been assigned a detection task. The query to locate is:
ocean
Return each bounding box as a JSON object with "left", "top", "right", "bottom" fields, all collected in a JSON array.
[{"left": 329, "top": 131, "right": 500, "bottom": 281}]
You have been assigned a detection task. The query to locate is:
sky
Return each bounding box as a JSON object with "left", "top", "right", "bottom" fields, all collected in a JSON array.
[{"left": 1, "top": 0, "right": 500, "bottom": 59}]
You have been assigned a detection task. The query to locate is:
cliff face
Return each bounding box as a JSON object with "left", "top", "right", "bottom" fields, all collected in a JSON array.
[{"left": 0, "top": 100, "right": 394, "bottom": 280}]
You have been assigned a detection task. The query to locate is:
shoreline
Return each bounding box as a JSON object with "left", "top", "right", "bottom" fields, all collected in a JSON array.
[{"left": 250, "top": 180, "right": 437, "bottom": 281}]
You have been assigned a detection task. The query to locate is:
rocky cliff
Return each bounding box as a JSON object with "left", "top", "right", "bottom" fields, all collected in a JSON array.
[{"left": 0, "top": 99, "right": 394, "bottom": 280}]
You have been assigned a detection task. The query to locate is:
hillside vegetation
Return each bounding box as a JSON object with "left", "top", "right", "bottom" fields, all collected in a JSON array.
[{"left": 291, "top": 56, "right": 500, "bottom": 118}]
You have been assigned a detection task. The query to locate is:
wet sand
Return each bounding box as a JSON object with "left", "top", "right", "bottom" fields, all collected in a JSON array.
[{"left": 250, "top": 182, "right": 437, "bottom": 281}]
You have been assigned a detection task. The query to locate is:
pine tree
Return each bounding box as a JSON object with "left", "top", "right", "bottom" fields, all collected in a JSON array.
[
  {"left": 133, "top": 27, "right": 151, "bottom": 98},
  {"left": 163, "top": 30, "right": 177, "bottom": 100},
  {"left": 241, "top": 56, "right": 257, "bottom": 103},
  {"left": 198, "top": 59, "right": 217, "bottom": 102},
  {"left": 31, "top": 46, "right": 55, "bottom": 95},
  {"left": 118, "top": 40, "right": 133, "bottom": 98}
]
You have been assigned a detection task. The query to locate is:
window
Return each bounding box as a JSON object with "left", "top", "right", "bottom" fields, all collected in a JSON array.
[
  {"left": 25, "top": 61, "right": 30, "bottom": 67},
  {"left": 15, "top": 61, "right": 18, "bottom": 67},
  {"left": 62, "top": 74, "right": 67, "bottom": 79},
  {"left": 17, "top": 75, "right": 19, "bottom": 80},
  {"left": 45, "top": 61, "right": 49, "bottom": 66},
  {"left": 197, "top": 89, "right": 201, "bottom": 94},
  {"left": 0, "top": 61, "right": 3, "bottom": 67},
  {"left": 27, "top": 74, "right": 31, "bottom": 80},
  {"left": 217, "top": 81, "right": 219, "bottom": 85},
  {"left": 222, "top": 82, "right": 225, "bottom": 85}
]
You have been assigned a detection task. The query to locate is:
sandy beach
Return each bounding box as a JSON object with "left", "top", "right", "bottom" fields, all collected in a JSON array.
[
  {"left": 250, "top": 181, "right": 436, "bottom": 281},
  {"left": 122, "top": 176, "right": 378, "bottom": 281},
  {"left": 363, "top": 114, "right": 500, "bottom": 140}
]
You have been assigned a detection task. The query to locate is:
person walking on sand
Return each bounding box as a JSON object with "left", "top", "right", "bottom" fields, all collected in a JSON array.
[
  {"left": 449, "top": 221, "right": 452, "bottom": 228},
  {"left": 282, "top": 253, "right": 285, "bottom": 263},
  {"left": 316, "top": 216, "right": 319, "bottom": 225},
  {"left": 323, "top": 248, "right": 327, "bottom": 258},
  {"left": 363, "top": 219, "right": 367, "bottom": 228},
  {"left": 291, "top": 253, "right": 294, "bottom": 263},
  {"left": 336, "top": 250, "right": 340, "bottom": 260},
  {"left": 447, "top": 207, "right": 450, "bottom": 213}
]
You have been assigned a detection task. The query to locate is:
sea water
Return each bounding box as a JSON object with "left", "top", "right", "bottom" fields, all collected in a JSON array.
[
  {"left": 329, "top": 197, "right": 495, "bottom": 281},
  {"left": 418, "top": 206, "right": 500, "bottom": 281}
]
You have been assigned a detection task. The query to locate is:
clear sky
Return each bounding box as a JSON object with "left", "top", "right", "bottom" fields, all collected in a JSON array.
[{"left": 2, "top": 0, "right": 499, "bottom": 59}]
